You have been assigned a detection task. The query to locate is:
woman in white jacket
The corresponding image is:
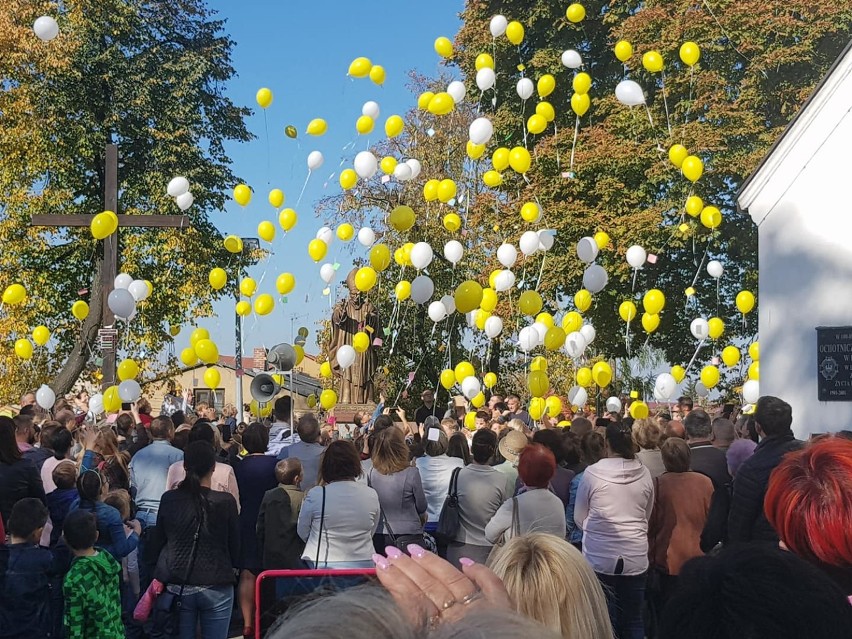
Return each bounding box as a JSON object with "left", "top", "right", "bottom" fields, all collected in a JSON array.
[{"left": 574, "top": 421, "right": 654, "bottom": 639}]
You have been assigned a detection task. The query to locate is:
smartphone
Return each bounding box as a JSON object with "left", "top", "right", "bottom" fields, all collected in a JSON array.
[
  {"left": 255, "top": 569, "right": 376, "bottom": 638},
  {"left": 121, "top": 403, "right": 132, "bottom": 410}
]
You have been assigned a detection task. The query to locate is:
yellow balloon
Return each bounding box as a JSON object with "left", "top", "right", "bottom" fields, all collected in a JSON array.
[
  {"left": 233, "top": 183, "right": 251, "bottom": 206},
  {"left": 483, "top": 372, "right": 497, "bottom": 388},
  {"left": 369, "top": 65, "right": 386, "bottom": 85},
  {"left": 258, "top": 221, "right": 276, "bottom": 243},
  {"left": 527, "top": 113, "right": 547, "bottom": 134},
  {"left": 32, "top": 325, "right": 50, "bottom": 347},
  {"left": 521, "top": 201, "right": 541, "bottom": 222},
  {"left": 483, "top": 170, "right": 503, "bottom": 187},
  {"left": 423, "top": 179, "right": 440, "bottom": 201},
  {"left": 440, "top": 369, "right": 456, "bottom": 390},
  {"left": 682, "top": 156, "right": 704, "bottom": 182},
  {"left": 530, "top": 355, "right": 548, "bottom": 372},
  {"left": 354, "top": 266, "right": 377, "bottom": 292},
  {"left": 268, "top": 188, "right": 285, "bottom": 208},
  {"left": 748, "top": 361, "right": 760, "bottom": 381},
  {"left": 566, "top": 3, "right": 586, "bottom": 22},
  {"left": 630, "top": 401, "right": 650, "bottom": 419},
  {"left": 256, "top": 87, "right": 273, "bottom": 109},
  {"left": 117, "top": 358, "right": 138, "bottom": 381},
  {"left": 348, "top": 56, "right": 372, "bottom": 78},
  {"left": 355, "top": 115, "right": 375, "bottom": 134},
  {"left": 454, "top": 361, "right": 475, "bottom": 383},
  {"left": 562, "top": 311, "right": 583, "bottom": 333},
  {"left": 250, "top": 399, "right": 272, "bottom": 418},
  {"left": 239, "top": 277, "right": 257, "bottom": 297},
  {"left": 680, "top": 41, "right": 701, "bottom": 66},
  {"left": 254, "top": 293, "right": 274, "bottom": 316},
  {"left": 236, "top": 301, "right": 251, "bottom": 317},
  {"left": 537, "top": 74, "right": 556, "bottom": 97},
  {"left": 518, "top": 290, "right": 543, "bottom": 316},
  {"left": 402, "top": 243, "right": 414, "bottom": 264},
  {"left": 306, "top": 118, "right": 328, "bottom": 136},
  {"left": 395, "top": 280, "right": 411, "bottom": 301},
  {"left": 279, "top": 208, "right": 298, "bottom": 231},
  {"left": 319, "top": 361, "right": 333, "bottom": 379},
  {"left": 306, "top": 393, "right": 317, "bottom": 408},
  {"left": 642, "top": 50, "right": 664, "bottom": 73},
  {"left": 671, "top": 365, "right": 686, "bottom": 383},
  {"left": 509, "top": 146, "right": 531, "bottom": 174},
  {"left": 380, "top": 157, "right": 397, "bottom": 175},
  {"left": 443, "top": 213, "right": 462, "bottom": 232},
  {"left": 434, "top": 35, "right": 453, "bottom": 58},
  {"left": 544, "top": 326, "right": 565, "bottom": 351},
  {"left": 369, "top": 244, "right": 392, "bottom": 271},
  {"left": 643, "top": 289, "right": 666, "bottom": 314},
  {"left": 104, "top": 386, "right": 122, "bottom": 413},
  {"left": 736, "top": 291, "right": 756, "bottom": 314},
  {"left": 701, "top": 206, "right": 722, "bottom": 229},
  {"left": 194, "top": 338, "right": 219, "bottom": 364},
  {"left": 492, "top": 148, "right": 510, "bottom": 172},
  {"left": 700, "top": 365, "right": 720, "bottom": 389},
  {"left": 336, "top": 223, "right": 355, "bottom": 241},
  {"left": 685, "top": 196, "right": 703, "bottom": 217},
  {"left": 320, "top": 389, "right": 338, "bottom": 410},
  {"left": 471, "top": 392, "right": 486, "bottom": 409},
  {"left": 437, "top": 179, "right": 457, "bottom": 203},
  {"left": 389, "top": 205, "right": 415, "bottom": 231},
  {"left": 180, "top": 347, "right": 197, "bottom": 366},
  {"left": 475, "top": 53, "right": 494, "bottom": 70},
  {"left": 2, "top": 283, "right": 26, "bottom": 305},
  {"left": 592, "top": 361, "right": 613, "bottom": 387},
  {"left": 545, "top": 395, "right": 563, "bottom": 418},
  {"left": 428, "top": 91, "right": 456, "bottom": 115},
  {"left": 505, "top": 20, "right": 524, "bottom": 45},
  {"left": 668, "top": 144, "right": 688, "bottom": 168},
  {"left": 190, "top": 328, "right": 209, "bottom": 346},
  {"left": 574, "top": 289, "right": 592, "bottom": 313},
  {"left": 455, "top": 280, "right": 484, "bottom": 314},
  {"left": 529, "top": 397, "right": 546, "bottom": 421},
  {"left": 619, "top": 301, "right": 637, "bottom": 322},
  {"left": 90, "top": 212, "right": 115, "bottom": 240},
  {"left": 464, "top": 412, "right": 477, "bottom": 430},
  {"left": 614, "top": 40, "right": 633, "bottom": 62},
  {"left": 488, "top": 270, "right": 501, "bottom": 289},
  {"left": 353, "top": 331, "right": 370, "bottom": 353},
  {"left": 385, "top": 114, "right": 404, "bottom": 138},
  {"left": 749, "top": 341, "right": 759, "bottom": 361},
  {"left": 204, "top": 367, "right": 221, "bottom": 390},
  {"left": 467, "top": 140, "right": 486, "bottom": 159},
  {"left": 276, "top": 273, "right": 295, "bottom": 295},
  {"left": 536, "top": 101, "right": 556, "bottom": 122},
  {"left": 535, "top": 312, "right": 554, "bottom": 328},
  {"left": 576, "top": 367, "right": 593, "bottom": 388},
  {"left": 571, "top": 93, "right": 590, "bottom": 117},
  {"left": 593, "top": 232, "right": 610, "bottom": 250},
  {"left": 480, "top": 288, "right": 498, "bottom": 312},
  {"left": 307, "top": 239, "right": 327, "bottom": 262},
  {"left": 572, "top": 72, "right": 592, "bottom": 95},
  {"left": 528, "top": 370, "right": 550, "bottom": 397},
  {"left": 14, "top": 338, "right": 33, "bottom": 360},
  {"left": 475, "top": 309, "right": 491, "bottom": 332},
  {"left": 224, "top": 235, "right": 243, "bottom": 254},
  {"left": 722, "top": 346, "right": 741, "bottom": 367},
  {"left": 103, "top": 210, "right": 118, "bottom": 231},
  {"left": 708, "top": 317, "right": 725, "bottom": 340}
]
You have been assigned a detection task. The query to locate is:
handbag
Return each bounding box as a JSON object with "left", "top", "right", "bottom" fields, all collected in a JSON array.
[
  {"left": 152, "top": 516, "right": 202, "bottom": 635},
  {"left": 368, "top": 470, "right": 430, "bottom": 554},
  {"left": 434, "top": 467, "right": 462, "bottom": 544}
]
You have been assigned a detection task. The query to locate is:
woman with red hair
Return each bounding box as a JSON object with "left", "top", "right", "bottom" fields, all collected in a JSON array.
[
  {"left": 485, "top": 444, "right": 566, "bottom": 543},
  {"left": 765, "top": 436, "right": 852, "bottom": 595}
]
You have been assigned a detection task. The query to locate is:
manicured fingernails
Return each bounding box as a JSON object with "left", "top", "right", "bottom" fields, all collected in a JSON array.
[
  {"left": 385, "top": 546, "right": 404, "bottom": 559},
  {"left": 459, "top": 557, "right": 475, "bottom": 567},
  {"left": 372, "top": 553, "right": 390, "bottom": 570},
  {"left": 407, "top": 543, "right": 427, "bottom": 559}
]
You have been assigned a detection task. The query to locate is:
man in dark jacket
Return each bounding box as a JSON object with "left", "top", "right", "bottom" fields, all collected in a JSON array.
[
  {"left": 727, "top": 396, "right": 803, "bottom": 543},
  {"left": 684, "top": 409, "right": 731, "bottom": 489},
  {"left": 257, "top": 459, "right": 305, "bottom": 570}
]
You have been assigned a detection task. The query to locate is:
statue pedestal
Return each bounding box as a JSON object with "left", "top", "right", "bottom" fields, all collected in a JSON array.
[{"left": 333, "top": 402, "right": 378, "bottom": 425}]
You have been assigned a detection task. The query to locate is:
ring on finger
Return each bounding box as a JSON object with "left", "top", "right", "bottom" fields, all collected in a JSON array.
[
  {"left": 459, "top": 589, "right": 482, "bottom": 606},
  {"left": 441, "top": 598, "right": 456, "bottom": 610}
]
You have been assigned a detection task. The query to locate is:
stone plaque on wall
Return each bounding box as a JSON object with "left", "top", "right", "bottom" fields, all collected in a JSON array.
[{"left": 816, "top": 326, "right": 852, "bottom": 401}]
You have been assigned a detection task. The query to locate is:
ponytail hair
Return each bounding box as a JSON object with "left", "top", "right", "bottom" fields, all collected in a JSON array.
[{"left": 179, "top": 441, "right": 216, "bottom": 518}]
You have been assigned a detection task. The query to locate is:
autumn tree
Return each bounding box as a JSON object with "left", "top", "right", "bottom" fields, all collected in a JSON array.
[{"left": 0, "top": 0, "right": 254, "bottom": 400}]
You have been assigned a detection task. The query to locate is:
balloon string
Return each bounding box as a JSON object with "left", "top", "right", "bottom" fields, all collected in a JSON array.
[
  {"left": 631, "top": 267, "right": 638, "bottom": 293},
  {"left": 685, "top": 338, "right": 707, "bottom": 376},
  {"left": 660, "top": 71, "right": 672, "bottom": 137},
  {"left": 569, "top": 116, "right": 580, "bottom": 171},
  {"left": 625, "top": 319, "right": 631, "bottom": 357},
  {"left": 554, "top": 122, "right": 561, "bottom": 171},
  {"left": 295, "top": 170, "right": 311, "bottom": 208},
  {"left": 535, "top": 254, "right": 547, "bottom": 291},
  {"left": 691, "top": 241, "right": 711, "bottom": 287},
  {"left": 521, "top": 99, "right": 529, "bottom": 149},
  {"left": 643, "top": 105, "right": 654, "bottom": 128},
  {"left": 684, "top": 66, "right": 695, "bottom": 128}
]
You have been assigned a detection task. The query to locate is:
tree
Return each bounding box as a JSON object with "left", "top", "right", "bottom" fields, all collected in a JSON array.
[{"left": 0, "top": 0, "right": 254, "bottom": 401}]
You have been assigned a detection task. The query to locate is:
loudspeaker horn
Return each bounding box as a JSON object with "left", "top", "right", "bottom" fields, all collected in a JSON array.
[
  {"left": 250, "top": 373, "right": 280, "bottom": 403},
  {"left": 267, "top": 343, "right": 297, "bottom": 371}
]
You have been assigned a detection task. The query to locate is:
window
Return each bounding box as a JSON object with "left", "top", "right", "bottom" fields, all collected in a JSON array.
[{"left": 194, "top": 388, "right": 225, "bottom": 410}]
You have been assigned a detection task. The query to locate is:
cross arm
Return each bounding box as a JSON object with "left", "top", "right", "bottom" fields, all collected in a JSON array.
[{"left": 31, "top": 214, "right": 191, "bottom": 228}]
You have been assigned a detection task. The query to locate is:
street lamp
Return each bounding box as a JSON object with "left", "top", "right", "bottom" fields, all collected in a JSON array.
[{"left": 235, "top": 237, "right": 260, "bottom": 423}]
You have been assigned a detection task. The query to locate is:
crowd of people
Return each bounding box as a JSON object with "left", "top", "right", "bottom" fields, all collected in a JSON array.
[{"left": 1, "top": 388, "right": 851, "bottom": 639}]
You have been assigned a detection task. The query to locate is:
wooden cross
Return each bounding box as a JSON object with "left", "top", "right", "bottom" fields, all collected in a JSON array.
[{"left": 31, "top": 144, "right": 191, "bottom": 390}]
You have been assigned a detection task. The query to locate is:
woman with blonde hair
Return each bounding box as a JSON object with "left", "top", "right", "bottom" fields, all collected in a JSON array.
[
  {"left": 80, "top": 426, "right": 131, "bottom": 492},
  {"left": 489, "top": 533, "right": 614, "bottom": 639},
  {"left": 632, "top": 418, "right": 665, "bottom": 479}
]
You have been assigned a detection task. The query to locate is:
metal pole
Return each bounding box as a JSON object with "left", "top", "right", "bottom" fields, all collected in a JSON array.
[
  {"left": 101, "top": 144, "right": 118, "bottom": 391},
  {"left": 235, "top": 292, "right": 244, "bottom": 423}
]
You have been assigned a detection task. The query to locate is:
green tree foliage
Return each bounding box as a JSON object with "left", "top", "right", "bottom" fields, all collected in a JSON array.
[{"left": 0, "top": 0, "right": 254, "bottom": 400}]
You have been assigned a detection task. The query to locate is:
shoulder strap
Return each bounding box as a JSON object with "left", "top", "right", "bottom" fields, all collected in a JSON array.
[
  {"left": 449, "top": 466, "right": 462, "bottom": 498},
  {"left": 511, "top": 496, "right": 520, "bottom": 538},
  {"left": 315, "top": 486, "right": 326, "bottom": 568},
  {"left": 368, "top": 470, "right": 397, "bottom": 542},
  {"left": 176, "top": 515, "right": 202, "bottom": 597}
]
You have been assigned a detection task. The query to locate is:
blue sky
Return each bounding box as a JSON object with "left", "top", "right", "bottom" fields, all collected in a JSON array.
[{"left": 181, "top": 0, "right": 463, "bottom": 358}]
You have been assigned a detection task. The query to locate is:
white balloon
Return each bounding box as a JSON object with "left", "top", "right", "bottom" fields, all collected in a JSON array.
[
  {"left": 393, "top": 162, "right": 413, "bottom": 181},
  {"left": 476, "top": 67, "right": 496, "bottom": 91},
  {"left": 410, "top": 275, "right": 434, "bottom": 304},
  {"left": 354, "top": 151, "right": 378, "bottom": 179},
  {"left": 582, "top": 264, "right": 608, "bottom": 293},
  {"left": 691, "top": 318, "right": 710, "bottom": 340},
  {"left": 461, "top": 376, "right": 481, "bottom": 401},
  {"left": 428, "top": 301, "right": 448, "bottom": 323},
  {"left": 606, "top": 396, "right": 622, "bottom": 413},
  {"left": 307, "top": 150, "right": 324, "bottom": 170},
  {"left": 440, "top": 295, "right": 456, "bottom": 315},
  {"left": 319, "top": 263, "right": 335, "bottom": 283},
  {"left": 489, "top": 14, "right": 508, "bottom": 37},
  {"left": 626, "top": 245, "right": 647, "bottom": 269},
  {"left": 402, "top": 159, "right": 421, "bottom": 182},
  {"left": 357, "top": 227, "right": 375, "bottom": 247},
  {"left": 576, "top": 237, "right": 599, "bottom": 263},
  {"left": 361, "top": 100, "right": 380, "bottom": 119},
  {"left": 447, "top": 80, "right": 466, "bottom": 103},
  {"left": 494, "top": 270, "right": 515, "bottom": 292},
  {"left": 537, "top": 230, "right": 555, "bottom": 252},
  {"left": 497, "top": 243, "right": 517, "bottom": 268},
  {"left": 118, "top": 379, "right": 142, "bottom": 403},
  {"left": 469, "top": 117, "right": 494, "bottom": 145},
  {"left": 337, "top": 344, "right": 356, "bottom": 370},
  {"left": 568, "top": 386, "right": 588, "bottom": 408},
  {"left": 443, "top": 240, "right": 463, "bottom": 265},
  {"left": 88, "top": 393, "right": 104, "bottom": 416},
  {"left": 466, "top": 311, "right": 476, "bottom": 328},
  {"left": 564, "top": 331, "right": 588, "bottom": 358},
  {"left": 33, "top": 16, "right": 59, "bottom": 41},
  {"left": 128, "top": 279, "right": 149, "bottom": 302},
  {"left": 108, "top": 289, "right": 136, "bottom": 320},
  {"left": 533, "top": 322, "right": 548, "bottom": 343},
  {"left": 707, "top": 260, "right": 724, "bottom": 279},
  {"left": 519, "top": 231, "right": 540, "bottom": 256},
  {"left": 580, "top": 324, "right": 596, "bottom": 345},
  {"left": 516, "top": 77, "right": 534, "bottom": 101},
  {"left": 742, "top": 379, "right": 760, "bottom": 404},
  {"left": 114, "top": 273, "right": 133, "bottom": 290},
  {"left": 36, "top": 384, "right": 55, "bottom": 410},
  {"left": 654, "top": 373, "right": 677, "bottom": 400},
  {"left": 561, "top": 49, "right": 583, "bottom": 69},
  {"left": 695, "top": 381, "right": 709, "bottom": 398},
  {"left": 518, "top": 326, "right": 538, "bottom": 353},
  {"left": 175, "top": 191, "right": 194, "bottom": 211},
  {"left": 615, "top": 80, "right": 646, "bottom": 106},
  {"left": 316, "top": 226, "right": 334, "bottom": 245},
  {"left": 167, "top": 176, "right": 189, "bottom": 197},
  {"left": 484, "top": 315, "right": 503, "bottom": 339},
  {"left": 410, "top": 242, "right": 434, "bottom": 270}
]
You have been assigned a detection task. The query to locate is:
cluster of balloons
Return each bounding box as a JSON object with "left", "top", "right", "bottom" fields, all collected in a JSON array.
[
  {"left": 347, "top": 56, "right": 386, "bottom": 85},
  {"left": 167, "top": 176, "right": 195, "bottom": 211},
  {"left": 108, "top": 273, "right": 151, "bottom": 321}
]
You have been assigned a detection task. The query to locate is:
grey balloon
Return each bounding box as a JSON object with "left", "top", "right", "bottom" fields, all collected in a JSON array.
[{"left": 108, "top": 288, "right": 136, "bottom": 319}]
